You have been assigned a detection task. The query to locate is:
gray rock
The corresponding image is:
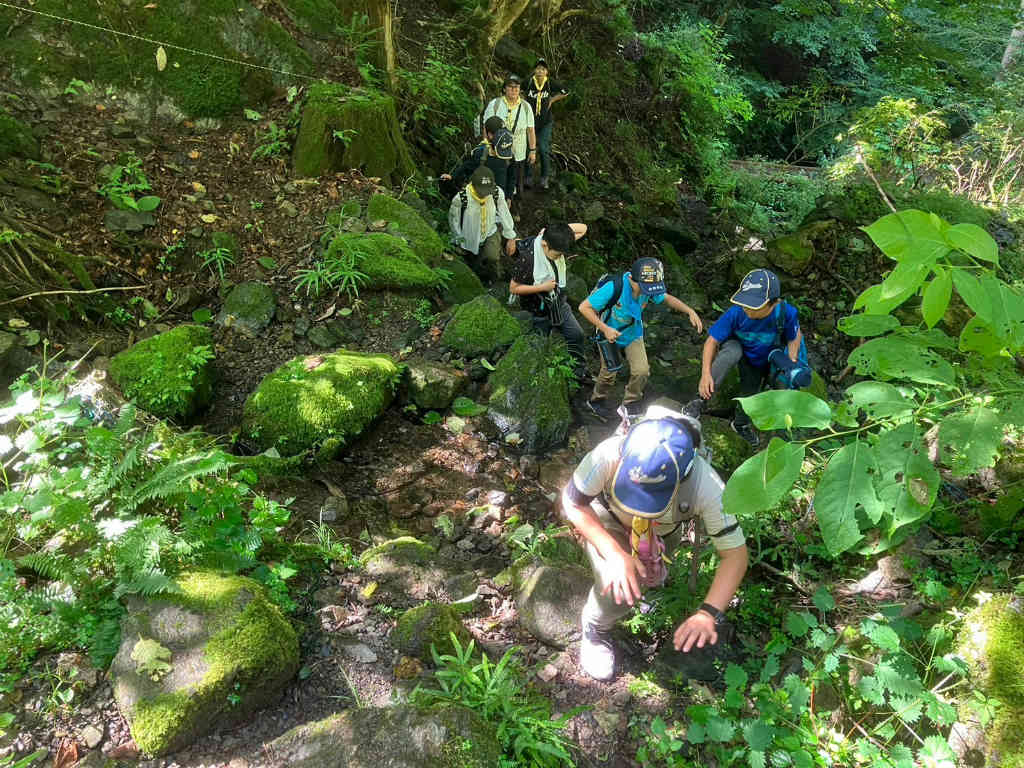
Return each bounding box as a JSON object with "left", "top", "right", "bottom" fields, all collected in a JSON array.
[
  {"left": 267, "top": 705, "right": 501, "bottom": 767},
  {"left": 293, "top": 315, "right": 310, "bottom": 337},
  {"left": 654, "top": 624, "right": 738, "bottom": 683},
  {"left": 104, "top": 209, "right": 156, "bottom": 233},
  {"left": 216, "top": 282, "right": 276, "bottom": 336},
  {"left": 515, "top": 565, "right": 591, "bottom": 647},
  {"left": 306, "top": 325, "right": 338, "bottom": 349},
  {"left": 0, "top": 331, "right": 35, "bottom": 390},
  {"left": 337, "top": 640, "right": 378, "bottom": 663},
  {"left": 405, "top": 358, "right": 468, "bottom": 410},
  {"left": 280, "top": 201, "right": 299, "bottom": 218},
  {"left": 320, "top": 495, "right": 348, "bottom": 522},
  {"left": 110, "top": 124, "right": 135, "bottom": 139},
  {"left": 80, "top": 724, "right": 104, "bottom": 749}
]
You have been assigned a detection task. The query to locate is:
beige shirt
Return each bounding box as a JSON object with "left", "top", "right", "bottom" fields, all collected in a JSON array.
[{"left": 481, "top": 97, "right": 535, "bottom": 162}]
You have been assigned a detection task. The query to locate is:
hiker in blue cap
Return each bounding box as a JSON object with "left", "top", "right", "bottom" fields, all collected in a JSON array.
[
  {"left": 561, "top": 406, "right": 748, "bottom": 681},
  {"left": 579, "top": 256, "right": 703, "bottom": 424},
  {"left": 689, "top": 268, "right": 811, "bottom": 446}
]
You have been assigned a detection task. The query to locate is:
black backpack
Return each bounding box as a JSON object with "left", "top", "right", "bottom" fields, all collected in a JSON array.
[
  {"left": 592, "top": 272, "right": 626, "bottom": 321},
  {"left": 458, "top": 186, "right": 501, "bottom": 231}
]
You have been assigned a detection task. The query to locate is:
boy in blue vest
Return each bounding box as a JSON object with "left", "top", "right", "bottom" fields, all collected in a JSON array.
[
  {"left": 579, "top": 257, "right": 703, "bottom": 423},
  {"left": 691, "top": 268, "right": 810, "bottom": 446}
]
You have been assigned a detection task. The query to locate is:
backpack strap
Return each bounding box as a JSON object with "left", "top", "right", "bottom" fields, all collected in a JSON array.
[
  {"left": 595, "top": 274, "right": 625, "bottom": 321},
  {"left": 459, "top": 189, "right": 468, "bottom": 231},
  {"left": 510, "top": 103, "right": 522, "bottom": 134}
]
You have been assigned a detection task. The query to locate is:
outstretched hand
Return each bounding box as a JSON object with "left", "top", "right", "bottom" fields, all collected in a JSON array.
[
  {"left": 698, "top": 371, "right": 715, "bottom": 399},
  {"left": 687, "top": 309, "right": 704, "bottom": 333},
  {"left": 599, "top": 548, "right": 646, "bottom": 606},
  {"left": 673, "top": 611, "right": 718, "bottom": 652}
]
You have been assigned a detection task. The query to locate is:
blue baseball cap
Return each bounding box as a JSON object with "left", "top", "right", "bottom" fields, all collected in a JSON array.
[
  {"left": 731, "top": 269, "right": 780, "bottom": 310},
  {"left": 631, "top": 257, "right": 666, "bottom": 297},
  {"left": 611, "top": 419, "right": 695, "bottom": 519}
]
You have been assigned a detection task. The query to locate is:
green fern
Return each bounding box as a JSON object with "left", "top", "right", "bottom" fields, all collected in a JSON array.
[
  {"left": 17, "top": 552, "right": 76, "bottom": 582},
  {"left": 88, "top": 616, "right": 123, "bottom": 668},
  {"left": 114, "top": 571, "right": 180, "bottom": 598},
  {"left": 125, "top": 450, "right": 235, "bottom": 511}
]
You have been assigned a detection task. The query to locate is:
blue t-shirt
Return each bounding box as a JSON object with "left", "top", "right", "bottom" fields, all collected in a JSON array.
[
  {"left": 709, "top": 303, "right": 799, "bottom": 368},
  {"left": 586, "top": 273, "right": 665, "bottom": 348}
]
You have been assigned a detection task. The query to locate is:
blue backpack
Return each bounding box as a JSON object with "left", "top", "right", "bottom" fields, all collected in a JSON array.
[{"left": 769, "top": 302, "right": 811, "bottom": 389}]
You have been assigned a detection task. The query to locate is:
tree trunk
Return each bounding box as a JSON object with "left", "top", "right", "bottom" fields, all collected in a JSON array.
[
  {"left": 366, "top": 0, "right": 397, "bottom": 91},
  {"left": 474, "top": 0, "right": 535, "bottom": 58},
  {"left": 999, "top": 0, "right": 1024, "bottom": 78}
]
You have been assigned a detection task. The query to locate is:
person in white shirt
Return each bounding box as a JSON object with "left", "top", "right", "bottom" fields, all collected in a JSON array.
[
  {"left": 481, "top": 74, "right": 536, "bottom": 203},
  {"left": 448, "top": 166, "right": 517, "bottom": 283},
  {"left": 561, "top": 407, "right": 749, "bottom": 681}
]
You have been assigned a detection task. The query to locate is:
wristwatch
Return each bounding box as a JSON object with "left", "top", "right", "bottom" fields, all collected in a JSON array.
[{"left": 698, "top": 602, "right": 726, "bottom": 626}]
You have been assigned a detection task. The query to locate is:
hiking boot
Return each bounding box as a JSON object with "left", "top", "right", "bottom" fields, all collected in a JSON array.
[
  {"left": 731, "top": 418, "right": 759, "bottom": 447},
  {"left": 682, "top": 398, "right": 704, "bottom": 420},
  {"left": 580, "top": 622, "right": 616, "bottom": 681},
  {"left": 584, "top": 399, "right": 615, "bottom": 422}
]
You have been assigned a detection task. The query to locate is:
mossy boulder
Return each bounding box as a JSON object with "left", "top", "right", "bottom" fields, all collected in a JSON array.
[
  {"left": 954, "top": 594, "right": 1024, "bottom": 767},
  {"left": 703, "top": 416, "right": 755, "bottom": 477},
  {"left": 328, "top": 232, "right": 441, "bottom": 292},
  {"left": 111, "top": 571, "right": 299, "bottom": 756},
  {"left": 571, "top": 255, "right": 606, "bottom": 292},
  {"left": 405, "top": 359, "right": 468, "bottom": 410},
  {"left": 439, "top": 259, "right": 487, "bottom": 306},
  {"left": 292, "top": 83, "right": 415, "bottom": 184},
  {"left": 391, "top": 602, "right": 471, "bottom": 661},
  {"left": 0, "top": 109, "right": 39, "bottom": 161},
  {"left": 515, "top": 565, "right": 591, "bottom": 648},
  {"left": 241, "top": 350, "right": 400, "bottom": 458},
  {"left": 562, "top": 172, "right": 590, "bottom": 197},
  {"left": 0, "top": 2, "right": 310, "bottom": 117},
  {"left": 267, "top": 704, "right": 501, "bottom": 768},
  {"left": 486, "top": 334, "right": 572, "bottom": 453},
  {"left": 366, "top": 194, "right": 445, "bottom": 266},
  {"left": 216, "top": 281, "right": 276, "bottom": 335},
  {"left": 730, "top": 249, "right": 763, "bottom": 285},
  {"left": 767, "top": 220, "right": 834, "bottom": 276},
  {"left": 441, "top": 295, "right": 522, "bottom": 358},
  {"left": 661, "top": 243, "right": 708, "bottom": 313},
  {"left": 359, "top": 537, "right": 460, "bottom": 602},
  {"left": 108, "top": 325, "right": 214, "bottom": 420}
]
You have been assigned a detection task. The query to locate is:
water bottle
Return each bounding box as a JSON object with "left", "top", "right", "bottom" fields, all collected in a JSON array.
[{"left": 595, "top": 334, "right": 623, "bottom": 372}]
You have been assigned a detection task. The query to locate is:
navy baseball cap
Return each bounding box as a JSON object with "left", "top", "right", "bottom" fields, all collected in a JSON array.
[
  {"left": 611, "top": 419, "right": 695, "bottom": 519},
  {"left": 731, "top": 268, "right": 780, "bottom": 310},
  {"left": 631, "top": 257, "right": 666, "bottom": 297}
]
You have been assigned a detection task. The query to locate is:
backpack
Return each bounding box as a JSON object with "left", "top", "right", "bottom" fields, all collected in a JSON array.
[
  {"left": 768, "top": 302, "right": 810, "bottom": 389},
  {"left": 591, "top": 272, "right": 625, "bottom": 322},
  {"left": 458, "top": 186, "right": 501, "bottom": 231}
]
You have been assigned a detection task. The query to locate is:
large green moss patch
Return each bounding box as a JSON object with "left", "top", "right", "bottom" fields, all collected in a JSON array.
[
  {"left": 366, "top": 195, "right": 444, "bottom": 266},
  {"left": 0, "top": 109, "right": 39, "bottom": 161},
  {"left": 292, "top": 83, "right": 416, "bottom": 184},
  {"left": 328, "top": 232, "right": 442, "bottom": 292},
  {"left": 108, "top": 325, "right": 214, "bottom": 420},
  {"left": 241, "top": 349, "right": 400, "bottom": 458},
  {"left": 440, "top": 295, "right": 522, "bottom": 358}
]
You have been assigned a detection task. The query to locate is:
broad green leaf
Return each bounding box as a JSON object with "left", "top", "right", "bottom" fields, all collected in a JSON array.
[
  {"left": 257, "top": 256, "right": 278, "bottom": 270},
  {"left": 792, "top": 750, "right": 813, "bottom": 768},
  {"left": 921, "top": 268, "right": 952, "bottom": 328},
  {"left": 959, "top": 316, "right": 1004, "bottom": 356},
  {"left": 743, "top": 721, "right": 774, "bottom": 751},
  {"left": 861, "top": 619, "right": 901, "bottom": 653},
  {"left": 951, "top": 269, "right": 991, "bottom": 324},
  {"left": 705, "top": 715, "right": 735, "bottom": 742},
  {"left": 785, "top": 611, "right": 811, "bottom": 638},
  {"left": 451, "top": 396, "right": 486, "bottom": 417},
  {"left": 722, "top": 438, "right": 805, "bottom": 516},
  {"left": 814, "top": 441, "right": 881, "bottom": 555},
  {"left": 812, "top": 586, "right": 836, "bottom": 612},
  {"left": 836, "top": 313, "right": 900, "bottom": 338},
  {"left": 191, "top": 308, "right": 213, "bottom": 324},
  {"left": 749, "top": 750, "right": 766, "bottom": 768},
  {"left": 861, "top": 210, "right": 950, "bottom": 264},
  {"left": 880, "top": 262, "right": 928, "bottom": 301},
  {"left": 736, "top": 390, "right": 832, "bottom": 430},
  {"left": 938, "top": 407, "right": 1002, "bottom": 478},
  {"left": 422, "top": 411, "right": 442, "bottom": 425},
  {"left": 898, "top": 326, "right": 957, "bottom": 350},
  {"left": 918, "top": 735, "right": 957, "bottom": 768},
  {"left": 783, "top": 674, "right": 810, "bottom": 713},
  {"left": 847, "top": 337, "right": 955, "bottom": 386},
  {"left": 981, "top": 274, "right": 1021, "bottom": 345},
  {"left": 136, "top": 195, "right": 161, "bottom": 212},
  {"left": 846, "top": 381, "right": 914, "bottom": 420},
  {"left": 852, "top": 282, "right": 918, "bottom": 315},
  {"left": 724, "top": 663, "right": 748, "bottom": 691},
  {"left": 946, "top": 223, "right": 998, "bottom": 265},
  {"left": 875, "top": 424, "right": 939, "bottom": 534}
]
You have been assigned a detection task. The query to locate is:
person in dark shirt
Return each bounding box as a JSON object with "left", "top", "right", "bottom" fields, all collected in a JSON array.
[
  {"left": 524, "top": 59, "right": 569, "bottom": 191},
  {"left": 441, "top": 116, "right": 513, "bottom": 196}
]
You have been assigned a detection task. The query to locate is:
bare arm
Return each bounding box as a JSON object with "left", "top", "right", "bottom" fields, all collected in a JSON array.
[
  {"left": 788, "top": 328, "right": 803, "bottom": 362},
  {"left": 510, "top": 278, "right": 556, "bottom": 296},
  {"left": 699, "top": 335, "right": 720, "bottom": 399},
  {"left": 673, "top": 545, "right": 748, "bottom": 652},
  {"left": 570, "top": 222, "right": 587, "bottom": 240},
  {"left": 663, "top": 293, "right": 703, "bottom": 333},
  {"left": 579, "top": 299, "right": 620, "bottom": 342}
]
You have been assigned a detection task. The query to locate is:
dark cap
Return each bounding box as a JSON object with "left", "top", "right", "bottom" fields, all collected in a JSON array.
[
  {"left": 611, "top": 419, "right": 695, "bottom": 519},
  {"left": 503, "top": 74, "right": 522, "bottom": 87},
  {"left": 631, "top": 257, "right": 666, "bottom": 296},
  {"left": 470, "top": 166, "right": 496, "bottom": 196},
  {"left": 535, "top": 58, "right": 548, "bottom": 68},
  {"left": 731, "top": 269, "right": 781, "bottom": 310}
]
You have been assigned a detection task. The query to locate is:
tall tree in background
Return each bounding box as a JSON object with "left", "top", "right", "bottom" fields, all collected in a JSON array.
[{"left": 1000, "top": 0, "right": 1024, "bottom": 77}]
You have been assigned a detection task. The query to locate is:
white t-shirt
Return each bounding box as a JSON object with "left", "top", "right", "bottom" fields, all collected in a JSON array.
[
  {"left": 481, "top": 97, "right": 535, "bottom": 162},
  {"left": 569, "top": 434, "right": 746, "bottom": 552}
]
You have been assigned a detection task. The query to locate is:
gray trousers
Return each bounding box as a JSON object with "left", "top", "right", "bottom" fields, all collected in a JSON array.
[{"left": 709, "top": 339, "right": 769, "bottom": 425}]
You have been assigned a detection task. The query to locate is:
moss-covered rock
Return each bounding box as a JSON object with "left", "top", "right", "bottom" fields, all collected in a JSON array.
[
  {"left": 216, "top": 281, "right": 276, "bottom": 335},
  {"left": 515, "top": 565, "right": 591, "bottom": 648},
  {"left": 1, "top": 2, "right": 310, "bottom": 117},
  {"left": 111, "top": 571, "right": 299, "bottom": 756},
  {"left": 439, "top": 259, "right": 487, "bottom": 306},
  {"left": 955, "top": 594, "right": 1024, "bottom": 767},
  {"left": 0, "top": 109, "right": 39, "bottom": 161},
  {"left": 241, "top": 350, "right": 400, "bottom": 458},
  {"left": 210, "top": 231, "right": 240, "bottom": 259},
  {"left": 562, "top": 171, "right": 590, "bottom": 197},
  {"left": 486, "top": 334, "right": 572, "bottom": 453},
  {"left": 366, "top": 195, "right": 445, "bottom": 266},
  {"left": 267, "top": 704, "right": 501, "bottom": 768},
  {"left": 359, "top": 536, "right": 436, "bottom": 570},
  {"left": 441, "top": 295, "right": 522, "bottom": 358},
  {"left": 661, "top": 243, "right": 708, "bottom": 313},
  {"left": 108, "top": 325, "right": 214, "bottom": 420},
  {"left": 703, "top": 416, "right": 754, "bottom": 477},
  {"left": 292, "top": 83, "right": 415, "bottom": 184},
  {"left": 328, "top": 232, "right": 441, "bottom": 292},
  {"left": 391, "top": 602, "right": 471, "bottom": 661},
  {"left": 767, "top": 220, "right": 834, "bottom": 276},
  {"left": 405, "top": 359, "right": 468, "bottom": 410}
]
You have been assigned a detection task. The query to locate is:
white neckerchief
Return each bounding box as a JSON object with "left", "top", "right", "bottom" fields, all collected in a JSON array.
[{"left": 532, "top": 229, "right": 565, "bottom": 288}]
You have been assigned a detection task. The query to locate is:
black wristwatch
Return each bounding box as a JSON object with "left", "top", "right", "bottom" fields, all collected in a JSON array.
[{"left": 699, "top": 602, "right": 726, "bottom": 626}]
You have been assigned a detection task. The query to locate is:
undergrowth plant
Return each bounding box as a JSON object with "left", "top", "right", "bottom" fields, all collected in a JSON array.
[
  {"left": 292, "top": 238, "right": 369, "bottom": 300},
  {"left": 198, "top": 246, "right": 235, "bottom": 280},
  {"left": 0, "top": 361, "right": 292, "bottom": 685},
  {"left": 410, "top": 633, "right": 583, "bottom": 767},
  {"left": 97, "top": 153, "right": 160, "bottom": 212}
]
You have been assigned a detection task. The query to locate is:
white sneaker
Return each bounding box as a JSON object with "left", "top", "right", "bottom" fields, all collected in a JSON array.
[{"left": 580, "top": 622, "right": 616, "bottom": 681}]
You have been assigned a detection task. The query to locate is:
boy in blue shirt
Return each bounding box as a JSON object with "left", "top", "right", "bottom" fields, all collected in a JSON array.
[
  {"left": 693, "top": 268, "right": 809, "bottom": 446},
  {"left": 579, "top": 257, "right": 703, "bottom": 422}
]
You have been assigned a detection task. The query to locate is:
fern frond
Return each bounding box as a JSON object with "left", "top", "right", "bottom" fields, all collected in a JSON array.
[
  {"left": 114, "top": 517, "right": 174, "bottom": 576},
  {"left": 125, "top": 450, "right": 236, "bottom": 511},
  {"left": 88, "top": 616, "right": 123, "bottom": 669},
  {"left": 114, "top": 403, "right": 137, "bottom": 438},
  {"left": 18, "top": 551, "right": 75, "bottom": 582},
  {"left": 113, "top": 570, "right": 181, "bottom": 598}
]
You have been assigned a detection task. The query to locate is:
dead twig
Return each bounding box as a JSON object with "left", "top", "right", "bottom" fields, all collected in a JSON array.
[{"left": 0, "top": 285, "right": 147, "bottom": 307}]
